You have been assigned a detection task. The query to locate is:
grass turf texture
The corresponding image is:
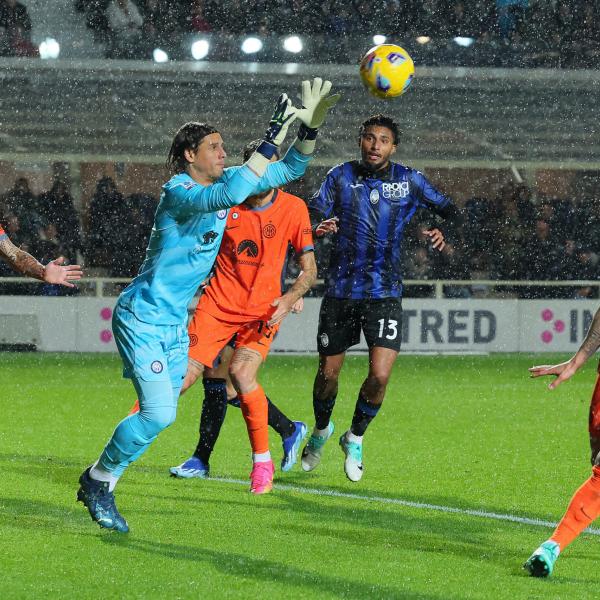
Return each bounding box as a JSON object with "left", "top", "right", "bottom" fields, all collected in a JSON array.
[{"left": 1, "top": 352, "right": 599, "bottom": 599}]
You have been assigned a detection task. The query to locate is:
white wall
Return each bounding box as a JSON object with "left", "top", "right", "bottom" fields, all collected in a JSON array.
[{"left": 0, "top": 297, "right": 596, "bottom": 353}]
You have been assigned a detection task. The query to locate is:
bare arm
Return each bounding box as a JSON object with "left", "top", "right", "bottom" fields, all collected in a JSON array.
[
  {"left": 0, "top": 236, "right": 83, "bottom": 287},
  {"left": 0, "top": 235, "right": 45, "bottom": 280},
  {"left": 529, "top": 305, "right": 600, "bottom": 389},
  {"left": 268, "top": 251, "right": 317, "bottom": 326}
]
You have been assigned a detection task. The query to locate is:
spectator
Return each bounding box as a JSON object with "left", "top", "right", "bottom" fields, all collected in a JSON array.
[
  {"left": 106, "top": 0, "right": 144, "bottom": 58},
  {"left": 37, "top": 180, "right": 82, "bottom": 264},
  {"left": 188, "top": 0, "right": 211, "bottom": 33},
  {"left": 2, "top": 178, "right": 43, "bottom": 242},
  {"left": 0, "top": 0, "right": 32, "bottom": 37},
  {"left": 86, "top": 176, "right": 133, "bottom": 274}
]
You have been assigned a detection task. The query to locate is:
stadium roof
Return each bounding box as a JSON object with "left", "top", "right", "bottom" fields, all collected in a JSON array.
[{"left": 0, "top": 58, "right": 599, "bottom": 169}]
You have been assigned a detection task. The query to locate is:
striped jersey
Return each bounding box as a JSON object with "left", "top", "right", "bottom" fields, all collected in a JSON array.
[{"left": 308, "top": 160, "right": 451, "bottom": 299}]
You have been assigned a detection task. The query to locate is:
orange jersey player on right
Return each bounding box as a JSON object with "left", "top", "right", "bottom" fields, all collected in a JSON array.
[
  {"left": 170, "top": 140, "right": 317, "bottom": 494},
  {"left": 524, "top": 304, "right": 600, "bottom": 577}
]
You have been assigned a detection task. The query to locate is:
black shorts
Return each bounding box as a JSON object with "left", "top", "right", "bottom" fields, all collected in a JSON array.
[{"left": 316, "top": 296, "right": 402, "bottom": 355}]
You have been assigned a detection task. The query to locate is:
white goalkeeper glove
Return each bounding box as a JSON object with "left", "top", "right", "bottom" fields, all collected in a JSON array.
[{"left": 294, "top": 77, "right": 341, "bottom": 155}]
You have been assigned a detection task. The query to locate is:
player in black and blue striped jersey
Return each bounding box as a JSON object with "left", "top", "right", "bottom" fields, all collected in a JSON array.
[{"left": 301, "top": 114, "right": 462, "bottom": 482}]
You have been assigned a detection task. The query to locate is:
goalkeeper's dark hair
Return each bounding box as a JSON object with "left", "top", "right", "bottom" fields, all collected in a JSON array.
[
  {"left": 359, "top": 114, "right": 400, "bottom": 145},
  {"left": 242, "top": 139, "right": 280, "bottom": 163},
  {"left": 167, "top": 122, "right": 220, "bottom": 174}
]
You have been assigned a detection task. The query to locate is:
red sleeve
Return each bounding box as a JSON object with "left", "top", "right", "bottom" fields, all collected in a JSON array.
[
  {"left": 290, "top": 200, "right": 314, "bottom": 255},
  {"left": 0, "top": 225, "right": 6, "bottom": 238}
]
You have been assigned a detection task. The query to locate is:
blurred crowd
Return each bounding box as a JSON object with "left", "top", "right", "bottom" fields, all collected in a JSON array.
[
  {"left": 0, "top": 0, "right": 37, "bottom": 57},
  {"left": 2, "top": 175, "right": 600, "bottom": 299},
  {"left": 70, "top": 0, "right": 600, "bottom": 60},
  {"left": 0, "top": 176, "right": 157, "bottom": 294}
]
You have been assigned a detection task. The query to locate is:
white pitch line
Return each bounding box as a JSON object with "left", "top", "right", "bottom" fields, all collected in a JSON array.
[{"left": 212, "top": 477, "right": 600, "bottom": 536}]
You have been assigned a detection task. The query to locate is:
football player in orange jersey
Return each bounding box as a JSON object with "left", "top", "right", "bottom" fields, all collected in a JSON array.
[
  {"left": 524, "top": 304, "right": 600, "bottom": 577},
  {"left": 169, "top": 140, "right": 317, "bottom": 494},
  {"left": 0, "top": 224, "right": 82, "bottom": 286}
]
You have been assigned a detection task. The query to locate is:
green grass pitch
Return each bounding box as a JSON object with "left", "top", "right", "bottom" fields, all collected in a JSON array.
[{"left": 1, "top": 352, "right": 599, "bottom": 598}]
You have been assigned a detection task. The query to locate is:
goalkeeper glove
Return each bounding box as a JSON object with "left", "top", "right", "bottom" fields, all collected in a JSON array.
[
  {"left": 294, "top": 78, "right": 341, "bottom": 154},
  {"left": 246, "top": 93, "right": 296, "bottom": 176}
]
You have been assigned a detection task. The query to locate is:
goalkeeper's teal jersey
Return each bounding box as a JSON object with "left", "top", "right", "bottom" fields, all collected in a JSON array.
[{"left": 118, "top": 147, "right": 310, "bottom": 325}]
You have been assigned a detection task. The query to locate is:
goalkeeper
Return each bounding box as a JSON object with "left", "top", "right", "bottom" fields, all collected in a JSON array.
[{"left": 76, "top": 78, "right": 339, "bottom": 533}]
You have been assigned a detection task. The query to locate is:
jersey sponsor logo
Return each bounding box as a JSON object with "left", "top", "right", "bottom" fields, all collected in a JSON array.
[
  {"left": 370, "top": 189, "right": 380, "bottom": 204},
  {"left": 319, "top": 333, "right": 329, "bottom": 348},
  {"left": 237, "top": 239, "right": 259, "bottom": 257},
  {"left": 151, "top": 360, "right": 163, "bottom": 374},
  {"left": 203, "top": 231, "right": 219, "bottom": 244},
  {"left": 217, "top": 209, "right": 227, "bottom": 219},
  {"left": 382, "top": 181, "right": 410, "bottom": 199},
  {"left": 189, "top": 333, "right": 198, "bottom": 347},
  {"left": 262, "top": 223, "right": 276, "bottom": 238}
]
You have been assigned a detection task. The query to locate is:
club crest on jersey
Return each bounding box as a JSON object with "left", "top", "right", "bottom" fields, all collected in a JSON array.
[
  {"left": 151, "top": 360, "right": 163, "bottom": 374},
  {"left": 263, "top": 223, "right": 276, "bottom": 238},
  {"left": 320, "top": 333, "right": 329, "bottom": 348},
  {"left": 217, "top": 209, "right": 227, "bottom": 219},
  {"left": 369, "top": 189, "right": 380, "bottom": 204},
  {"left": 382, "top": 181, "right": 410, "bottom": 199}
]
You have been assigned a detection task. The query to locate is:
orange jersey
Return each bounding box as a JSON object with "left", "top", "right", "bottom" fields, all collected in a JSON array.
[
  {"left": 200, "top": 189, "right": 313, "bottom": 321},
  {"left": 0, "top": 225, "right": 5, "bottom": 237}
]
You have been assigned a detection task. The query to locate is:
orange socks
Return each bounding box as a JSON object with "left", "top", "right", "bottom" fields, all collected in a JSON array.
[
  {"left": 239, "top": 385, "right": 269, "bottom": 454},
  {"left": 551, "top": 465, "right": 600, "bottom": 550}
]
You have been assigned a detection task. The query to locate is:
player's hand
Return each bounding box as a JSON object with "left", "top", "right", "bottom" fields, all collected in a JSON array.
[
  {"left": 264, "top": 93, "right": 297, "bottom": 147},
  {"left": 529, "top": 359, "right": 579, "bottom": 390},
  {"left": 268, "top": 294, "right": 296, "bottom": 326},
  {"left": 424, "top": 228, "right": 445, "bottom": 251},
  {"left": 315, "top": 217, "right": 338, "bottom": 237},
  {"left": 296, "top": 78, "right": 341, "bottom": 130},
  {"left": 291, "top": 297, "right": 304, "bottom": 314},
  {"left": 43, "top": 257, "right": 83, "bottom": 288}
]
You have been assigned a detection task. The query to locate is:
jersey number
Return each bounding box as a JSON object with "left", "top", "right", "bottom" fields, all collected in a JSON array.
[{"left": 378, "top": 318, "right": 398, "bottom": 340}]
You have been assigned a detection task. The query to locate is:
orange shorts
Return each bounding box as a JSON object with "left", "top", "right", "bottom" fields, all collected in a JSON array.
[{"left": 188, "top": 308, "right": 279, "bottom": 368}]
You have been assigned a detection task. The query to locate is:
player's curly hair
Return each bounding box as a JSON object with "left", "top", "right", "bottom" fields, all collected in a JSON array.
[
  {"left": 242, "top": 139, "right": 280, "bottom": 163},
  {"left": 359, "top": 114, "right": 400, "bottom": 145},
  {"left": 166, "top": 122, "right": 220, "bottom": 174}
]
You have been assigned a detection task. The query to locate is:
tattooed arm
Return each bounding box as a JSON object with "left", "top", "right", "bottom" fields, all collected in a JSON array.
[
  {"left": 529, "top": 305, "right": 600, "bottom": 389},
  {"left": 0, "top": 235, "right": 83, "bottom": 287}
]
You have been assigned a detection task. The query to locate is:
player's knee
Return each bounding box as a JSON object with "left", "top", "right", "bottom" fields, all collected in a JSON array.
[
  {"left": 366, "top": 371, "right": 390, "bottom": 392},
  {"left": 138, "top": 404, "right": 177, "bottom": 435},
  {"left": 229, "top": 363, "right": 256, "bottom": 394}
]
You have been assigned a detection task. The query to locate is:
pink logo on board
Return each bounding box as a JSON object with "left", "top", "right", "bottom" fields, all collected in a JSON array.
[
  {"left": 100, "top": 307, "right": 113, "bottom": 343},
  {"left": 540, "top": 308, "right": 565, "bottom": 344}
]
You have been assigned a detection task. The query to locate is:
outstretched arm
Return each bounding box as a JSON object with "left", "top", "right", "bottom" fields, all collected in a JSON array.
[
  {"left": 0, "top": 235, "right": 83, "bottom": 287},
  {"left": 529, "top": 306, "right": 600, "bottom": 389}
]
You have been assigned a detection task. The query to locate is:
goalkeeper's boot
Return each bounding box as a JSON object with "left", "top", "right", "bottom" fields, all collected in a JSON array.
[
  {"left": 523, "top": 540, "right": 560, "bottom": 577},
  {"left": 169, "top": 456, "right": 210, "bottom": 479},
  {"left": 281, "top": 421, "right": 308, "bottom": 472},
  {"left": 77, "top": 467, "right": 129, "bottom": 533},
  {"left": 301, "top": 422, "right": 334, "bottom": 472},
  {"left": 250, "top": 460, "right": 274, "bottom": 495},
  {"left": 339, "top": 432, "right": 363, "bottom": 482}
]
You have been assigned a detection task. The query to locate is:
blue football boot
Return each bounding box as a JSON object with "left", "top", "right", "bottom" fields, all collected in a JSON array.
[
  {"left": 77, "top": 467, "right": 129, "bottom": 533},
  {"left": 169, "top": 456, "right": 210, "bottom": 479},
  {"left": 281, "top": 421, "right": 308, "bottom": 472}
]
